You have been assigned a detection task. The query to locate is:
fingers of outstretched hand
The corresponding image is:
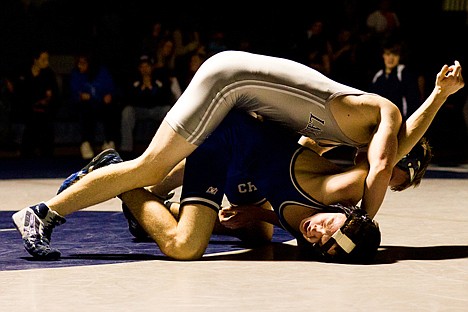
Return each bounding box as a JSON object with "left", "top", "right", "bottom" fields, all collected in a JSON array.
[
  {"left": 438, "top": 61, "right": 464, "bottom": 92},
  {"left": 440, "top": 64, "right": 450, "bottom": 77},
  {"left": 453, "top": 61, "right": 464, "bottom": 86},
  {"left": 447, "top": 60, "right": 462, "bottom": 78},
  {"left": 449, "top": 61, "right": 464, "bottom": 90}
]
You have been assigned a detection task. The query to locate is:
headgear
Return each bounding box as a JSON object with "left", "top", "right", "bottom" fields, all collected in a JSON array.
[
  {"left": 311, "top": 204, "right": 381, "bottom": 263},
  {"left": 396, "top": 143, "right": 426, "bottom": 183}
]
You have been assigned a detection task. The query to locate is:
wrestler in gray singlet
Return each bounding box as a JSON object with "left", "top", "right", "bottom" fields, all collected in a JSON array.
[{"left": 165, "top": 50, "right": 368, "bottom": 147}]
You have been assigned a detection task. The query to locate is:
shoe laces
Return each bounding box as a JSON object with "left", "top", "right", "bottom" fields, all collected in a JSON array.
[{"left": 41, "top": 213, "right": 65, "bottom": 243}]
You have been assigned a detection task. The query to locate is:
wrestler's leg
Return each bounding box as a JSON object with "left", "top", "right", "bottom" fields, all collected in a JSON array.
[
  {"left": 46, "top": 52, "right": 256, "bottom": 216},
  {"left": 45, "top": 52, "right": 247, "bottom": 215},
  {"left": 146, "top": 159, "right": 186, "bottom": 198},
  {"left": 46, "top": 121, "right": 196, "bottom": 216},
  {"left": 121, "top": 188, "right": 217, "bottom": 260}
]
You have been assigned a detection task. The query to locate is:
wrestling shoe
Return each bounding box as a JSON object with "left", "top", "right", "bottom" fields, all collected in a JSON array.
[
  {"left": 122, "top": 202, "right": 150, "bottom": 241},
  {"left": 121, "top": 191, "right": 175, "bottom": 241},
  {"left": 12, "top": 202, "right": 66, "bottom": 260},
  {"left": 57, "top": 148, "right": 123, "bottom": 194}
]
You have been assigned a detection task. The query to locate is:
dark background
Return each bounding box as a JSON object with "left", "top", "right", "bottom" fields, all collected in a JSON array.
[
  {"left": 1, "top": 0, "right": 467, "bottom": 76},
  {"left": 0, "top": 0, "right": 467, "bottom": 164}
]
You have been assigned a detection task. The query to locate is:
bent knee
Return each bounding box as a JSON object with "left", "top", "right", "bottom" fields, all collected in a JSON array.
[{"left": 159, "top": 237, "right": 208, "bottom": 260}]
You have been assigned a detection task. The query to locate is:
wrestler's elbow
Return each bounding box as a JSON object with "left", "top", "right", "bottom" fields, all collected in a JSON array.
[{"left": 369, "top": 159, "right": 394, "bottom": 181}]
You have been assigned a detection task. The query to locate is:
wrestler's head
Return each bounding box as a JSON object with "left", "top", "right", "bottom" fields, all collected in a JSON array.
[
  {"left": 390, "top": 137, "right": 432, "bottom": 192},
  {"left": 299, "top": 204, "right": 381, "bottom": 263}
]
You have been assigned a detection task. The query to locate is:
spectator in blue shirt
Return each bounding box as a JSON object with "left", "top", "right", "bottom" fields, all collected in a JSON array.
[{"left": 70, "top": 52, "right": 120, "bottom": 159}]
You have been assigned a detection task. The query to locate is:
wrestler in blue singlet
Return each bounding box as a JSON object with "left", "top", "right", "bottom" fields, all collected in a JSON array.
[{"left": 180, "top": 110, "right": 344, "bottom": 237}]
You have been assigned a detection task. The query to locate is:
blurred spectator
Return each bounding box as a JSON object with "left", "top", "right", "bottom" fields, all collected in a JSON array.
[
  {"left": 172, "top": 20, "right": 204, "bottom": 62},
  {"left": 140, "top": 21, "right": 170, "bottom": 57},
  {"left": 120, "top": 55, "right": 179, "bottom": 157},
  {"left": 206, "top": 29, "right": 228, "bottom": 57},
  {"left": 366, "top": 0, "right": 401, "bottom": 42},
  {"left": 368, "top": 41, "right": 424, "bottom": 120},
  {"left": 330, "top": 26, "right": 359, "bottom": 87},
  {"left": 293, "top": 18, "right": 333, "bottom": 76},
  {"left": 153, "top": 37, "right": 177, "bottom": 72},
  {"left": 153, "top": 37, "right": 182, "bottom": 101},
  {"left": 176, "top": 49, "right": 207, "bottom": 92},
  {"left": 70, "top": 52, "right": 120, "bottom": 159},
  {"left": 0, "top": 76, "right": 15, "bottom": 150},
  {"left": 13, "top": 48, "right": 59, "bottom": 158}
]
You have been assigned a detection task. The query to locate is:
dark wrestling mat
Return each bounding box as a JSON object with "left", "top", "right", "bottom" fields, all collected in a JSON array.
[{"left": 0, "top": 211, "right": 295, "bottom": 271}]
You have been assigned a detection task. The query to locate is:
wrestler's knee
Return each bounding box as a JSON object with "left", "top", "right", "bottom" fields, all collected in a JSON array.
[{"left": 159, "top": 235, "right": 208, "bottom": 260}]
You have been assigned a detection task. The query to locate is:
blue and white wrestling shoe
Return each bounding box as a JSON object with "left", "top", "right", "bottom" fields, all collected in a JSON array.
[
  {"left": 12, "top": 149, "right": 123, "bottom": 260},
  {"left": 12, "top": 202, "right": 66, "bottom": 260},
  {"left": 122, "top": 202, "right": 151, "bottom": 241},
  {"left": 57, "top": 148, "right": 123, "bottom": 194}
]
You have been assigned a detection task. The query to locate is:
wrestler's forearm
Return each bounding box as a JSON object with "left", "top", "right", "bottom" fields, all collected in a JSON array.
[
  {"left": 396, "top": 61, "right": 464, "bottom": 162},
  {"left": 363, "top": 109, "right": 399, "bottom": 217},
  {"left": 361, "top": 169, "right": 392, "bottom": 218},
  {"left": 395, "top": 88, "right": 448, "bottom": 162}
]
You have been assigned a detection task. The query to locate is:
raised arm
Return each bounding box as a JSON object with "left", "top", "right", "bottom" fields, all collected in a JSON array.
[{"left": 395, "top": 61, "right": 464, "bottom": 163}]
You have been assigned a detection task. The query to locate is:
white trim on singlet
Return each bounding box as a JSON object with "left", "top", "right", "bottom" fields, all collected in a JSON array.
[
  {"left": 277, "top": 201, "right": 326, "bottom": 235},
  {"left": 289, "top": 148, "right": 330, "bottom": 209},
  {"left": 180, "top": 197, "right": 220, "bottom": 210}
]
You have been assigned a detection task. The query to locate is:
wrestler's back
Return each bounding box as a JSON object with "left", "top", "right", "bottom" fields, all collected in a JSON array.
[{"left": 166, "top": 50, "right": 376, "bottom": 148}]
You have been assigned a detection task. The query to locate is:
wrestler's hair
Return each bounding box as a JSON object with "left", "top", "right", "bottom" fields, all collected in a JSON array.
[{"left": 391, "top": 137, "right": 432, "bottom": 192}]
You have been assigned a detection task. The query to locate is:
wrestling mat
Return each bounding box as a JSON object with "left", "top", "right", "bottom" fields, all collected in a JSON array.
[
  {"left": 0, "top": 210, "right": 295, "bottom": 271},
  {"left": 2, "top": 156, "right": 468, "bottom": 271}
]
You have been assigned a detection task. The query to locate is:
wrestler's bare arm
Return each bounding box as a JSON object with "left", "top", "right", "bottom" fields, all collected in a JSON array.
[
  {"left": 396, "top": 61, "right": 464, "bottom": 162},
  {"left": 361, "top": 101, "right": 402, "bottom": 219}
]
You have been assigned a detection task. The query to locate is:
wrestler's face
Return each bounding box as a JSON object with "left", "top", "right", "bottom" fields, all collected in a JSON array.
[{"left": 299, "top": 212, "right": 347, "bottom": 252}]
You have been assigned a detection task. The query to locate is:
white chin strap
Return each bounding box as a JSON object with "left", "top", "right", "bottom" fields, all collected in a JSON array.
[{"left": 331, "top": 229, "right": 356, "bottom": 254}]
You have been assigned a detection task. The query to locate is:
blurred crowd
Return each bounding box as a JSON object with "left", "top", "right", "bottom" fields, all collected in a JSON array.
[{"left": 0, "top": 0, "right": 467, "bottom": 165}]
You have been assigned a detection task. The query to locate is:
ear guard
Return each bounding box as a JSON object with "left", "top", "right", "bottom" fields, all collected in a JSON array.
[{"left": 396, "top": 143, "right": 426, "bottom": 183}]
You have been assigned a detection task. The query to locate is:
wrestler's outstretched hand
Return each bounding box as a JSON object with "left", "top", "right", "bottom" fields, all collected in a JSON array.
[{"left": 436, "top": 60, "right": 464, "bottom": 97}]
